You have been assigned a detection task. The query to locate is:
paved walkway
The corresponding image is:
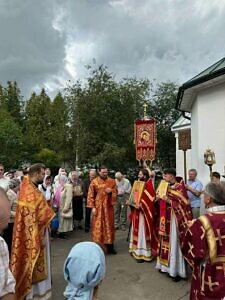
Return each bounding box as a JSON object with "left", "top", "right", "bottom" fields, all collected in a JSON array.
[{"left": 51, "top": 229, "right": 190, "bottom": 300}]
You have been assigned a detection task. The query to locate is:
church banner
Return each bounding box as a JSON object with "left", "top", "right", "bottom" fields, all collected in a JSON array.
[{"left": 134, "top": 119, "right": 156, "bottom": 162}]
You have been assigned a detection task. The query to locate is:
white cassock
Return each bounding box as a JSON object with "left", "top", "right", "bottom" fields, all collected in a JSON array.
[
  {"left": 155, "top": 213, "right": 187, "bottom": 278},
  {"left": 129, "top": 212, "right": 152, "bottom": 261}
]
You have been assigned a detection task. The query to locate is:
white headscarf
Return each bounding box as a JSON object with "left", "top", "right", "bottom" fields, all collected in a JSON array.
[{"left": 63, "top": 242, "right": 106, "bottom": 300}]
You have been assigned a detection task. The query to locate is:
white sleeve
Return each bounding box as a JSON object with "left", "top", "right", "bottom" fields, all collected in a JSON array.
[{"left": 0, "top": 238, "right": 16, "bottom": 297}]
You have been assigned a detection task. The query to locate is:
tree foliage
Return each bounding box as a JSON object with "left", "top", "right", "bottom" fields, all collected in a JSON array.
[
  {"left": 34, "top": 148, "right": 60, "bottom": 169},
  {"left": 149, "top": 82, "right": 180, "bottom": 168},
  {"left": 65, "top": 65, "right": 151, "bottom": 170},
  {"left": 24, "top": 89, "right": 52, "bottom": 152},
  {"left": 0, "top": 108, "right": 23, "bottom": 168},
  {"left": 0, "top": 66, "right": 180, "bottom": 171},
  {"left": 0, "top": 81, "right": 22, "bottom": 125}
]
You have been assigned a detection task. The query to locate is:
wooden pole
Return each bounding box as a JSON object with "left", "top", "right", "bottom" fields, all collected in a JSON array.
[
  {"left": 184, "top": 150, "right": 187, "bottom": 183},
  {"left": 209, "top": 165, "right": 213, "bottom": 180}
]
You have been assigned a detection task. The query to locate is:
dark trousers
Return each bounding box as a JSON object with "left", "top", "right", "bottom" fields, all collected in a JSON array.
[
  {"left": 73, "top": 196, "right": 83, "bottom": 222},
  {"left": 2, "top": 222, "right": 14, "bottom": 256},
  {"left": 85, "top": 207, "right": 92, "bottom": 230}
]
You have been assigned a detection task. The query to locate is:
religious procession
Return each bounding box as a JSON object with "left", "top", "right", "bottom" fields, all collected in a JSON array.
[
  {"left": 1, "top": 2, "right": 225, "bottom": 300},
  {"left": 1, "top": 71, "right": 225, "bottom": 300}
]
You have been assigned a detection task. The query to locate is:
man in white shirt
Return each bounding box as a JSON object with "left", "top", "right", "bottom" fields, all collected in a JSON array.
[{"left": 115, "top": 172, "right": 131, "bottom": 231}]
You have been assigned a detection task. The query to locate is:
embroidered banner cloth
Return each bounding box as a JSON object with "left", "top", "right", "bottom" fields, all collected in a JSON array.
[{"left": 134, "top": 119, "right": 156, "bottom": 162}]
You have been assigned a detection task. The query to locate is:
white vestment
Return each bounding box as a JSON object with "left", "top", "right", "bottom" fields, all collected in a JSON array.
[
  {"left": 155, "top": 214, "right": 187, "bottom": 278},
  {"left": 129, "top": 212, "right": 152, "bottom": 261}
]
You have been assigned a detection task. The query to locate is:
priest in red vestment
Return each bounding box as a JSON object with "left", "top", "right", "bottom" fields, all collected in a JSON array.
[
  {"left": 129, "top": 168, "right": 158, "bottom": 262},
  {"left": 87, "top": 166, "right": 117, "bottom": 254},
  {"left": 10, "top": 163, "right": 55, "bottom": 300},
  {"left": 182, "top": 181, "right": 225, "bottom": 300},
  {"left": 156, "top": 168, "right": 192, "bottom": 281}
]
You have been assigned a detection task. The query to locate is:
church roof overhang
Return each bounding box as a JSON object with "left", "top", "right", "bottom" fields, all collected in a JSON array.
[
  {"left": 176, "top": 57, "right": 225, "bottom": 112},
  {"left": 171, "top": 114, "right": 191, "bottom": 132}
]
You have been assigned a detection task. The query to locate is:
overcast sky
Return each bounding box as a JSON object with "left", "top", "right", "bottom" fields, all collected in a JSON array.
[{"left": 0, "top": 0, "right": 225, "bottom": 98}]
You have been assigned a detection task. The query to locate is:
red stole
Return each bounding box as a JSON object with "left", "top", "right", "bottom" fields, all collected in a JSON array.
[
  {"left": 131, "top": 179, "right": 157, "bottom": 255},
  {"left": 159, "top": 199, "right": 167, "bottom": 236},
  {"left": 158, "top": 178, "right": 192, "bottom": 266}
]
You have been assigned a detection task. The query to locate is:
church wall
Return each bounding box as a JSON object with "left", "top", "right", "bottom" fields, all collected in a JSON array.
[{"left": 191, "top": 82, "right": 225, "bottom": 186}]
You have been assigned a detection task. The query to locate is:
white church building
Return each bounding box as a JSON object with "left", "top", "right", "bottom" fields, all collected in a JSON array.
[{"left": 173, "top": 57, "right": 225, "bottom": 185}]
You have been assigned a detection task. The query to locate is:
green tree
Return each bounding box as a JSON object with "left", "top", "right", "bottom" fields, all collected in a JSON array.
[
  {"left": 0, "top": 68, "right": 179, "bottom": 171},
  {"left": 34, "top": 148, "right": 60, "bottom": 169},
  {"left": 49, "top": 92, "right": 69, "bottom": 160},
  {"left": 0, "top": 107, "right": 23, "bottom": 168},
  {"left": 65, "top": 65, "right": 151, "bottom": 170},
  {"left": 0, "top": 81, "right": 23, "bottom": 125},
  {"left": 149, "top": 82, "right": 180, "bottom": 168},
  {"left": 0, "top": 84, "right": 7, "bottom": 108},
  {"left": 24, "top": 89, "right": 52, "bottom": 154}
]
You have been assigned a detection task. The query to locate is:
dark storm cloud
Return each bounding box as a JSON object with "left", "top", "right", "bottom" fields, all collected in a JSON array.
[
  {"left": 0, "top": 0, "right": 225, "bottom": 96},
  {"left": 0, "top": 0, "right": 67, "bottom": 97},
  {"left": 61, "top": 0, "right": 225, "bottom": 84}
]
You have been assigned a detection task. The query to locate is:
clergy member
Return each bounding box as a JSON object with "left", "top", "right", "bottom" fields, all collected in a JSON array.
[
  {"left": 129, "top": 168, "right": 157, "bottom": 262},
  {"left": 87, "top": 166, "right": 117, "bottom": 254},
  {"left": 156, "top": 168, "right": 192, "bottom": 281},
  {"left": 182, "top": 181, "right": 225, "bottom": 300},
  {"left": 10, "top": 163, "right": 55, "bottom": 300}
]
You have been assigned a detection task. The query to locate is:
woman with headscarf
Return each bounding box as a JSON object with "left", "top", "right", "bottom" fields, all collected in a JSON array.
[
  {"left": 39, "top": 175, "right": 54, "bottom": 206},
  {"left": 53, "top": 167, "right": 67, "bottom": 193},
  {"left": 64, "top": 242, "right": 106, "bottom": 300},
  {"left": 57, "top": 174, "right": 73, "bottom": 239},
  {"left": 68, "top": 171, "right": 84, "bottom": 230}
]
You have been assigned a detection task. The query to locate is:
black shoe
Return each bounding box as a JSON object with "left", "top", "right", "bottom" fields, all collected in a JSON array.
[
  {"left": 107, "top": 244, "right": 117, "bottom": 254},
  {"left": 85, "top": 228, "right": 89, "bottom": 233},
  {"left": 171, "top": 275, "right": 182, "bottom": 282},
  {"left": 78, "top": 225, "right": 83, "bottom": 230},
  {"left": 136, "top": 259, "right": 145, "bottom": 263},
  {"left": 57, "top": 233, "right": 66, "bottom": 239},
  {"left": 108, "top": 248, "right": 117, "bottom": 255}
]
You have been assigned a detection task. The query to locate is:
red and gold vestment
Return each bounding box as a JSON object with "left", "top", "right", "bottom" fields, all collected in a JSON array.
[
  {"left": 157, "top": 178, "right": 192, "bottom": 266},
  {"left": 182, "top": 210, "right": 225, "bottom": 300},
  {"left": 87, "top": 176, "right": 117, "bottom": 245},
  {"left": 130, "top": 179, "right": 158, "bottom": 258},
  {"left": 10, "top": 176, "right": 54, "bottom": 300}
]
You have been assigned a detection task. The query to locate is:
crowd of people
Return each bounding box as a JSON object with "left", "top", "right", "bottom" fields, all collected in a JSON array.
[{"left": 0, "top": 162, "right": 225, "bottom": 299}]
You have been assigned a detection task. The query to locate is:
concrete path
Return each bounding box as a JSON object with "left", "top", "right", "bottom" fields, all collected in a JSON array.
[{"left": 51, "top": 229, "right": 190, "bottom": 300}]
